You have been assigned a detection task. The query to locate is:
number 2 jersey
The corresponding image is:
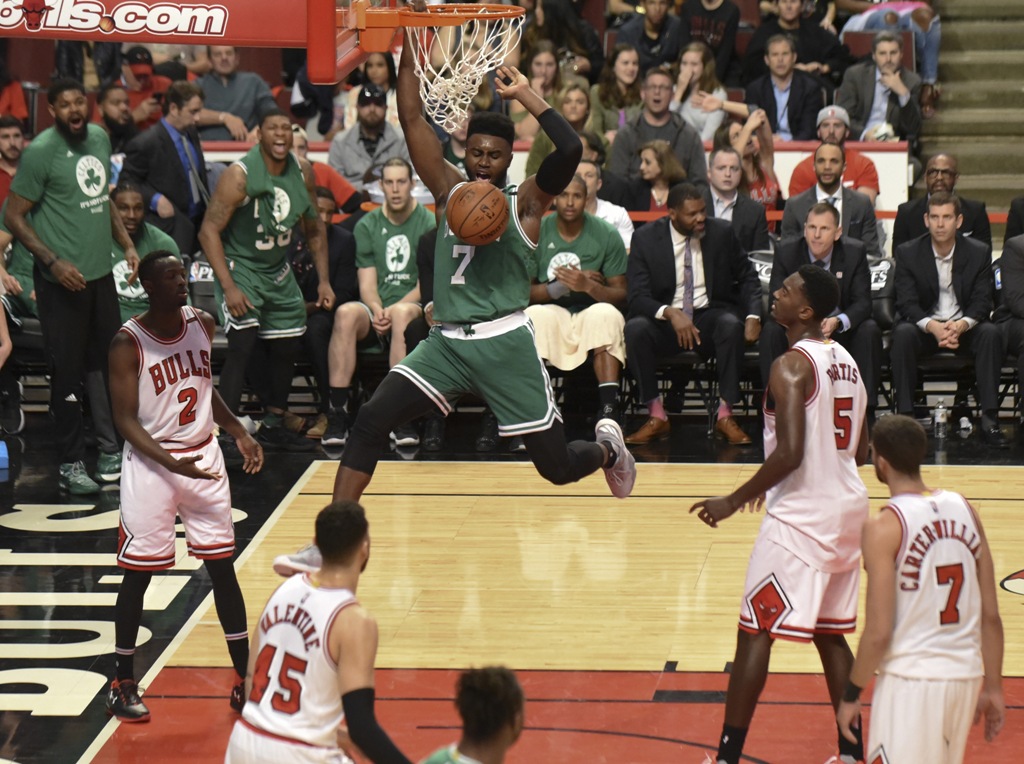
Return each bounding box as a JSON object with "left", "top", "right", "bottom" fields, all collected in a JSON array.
[
  {"left": 118, "top": 306, "right": 214, "bottom": 448},
  {"left": 433, "top": 184, "right": 535, "bottom": 324},
  {"left": 242, "top": 574, "right": 358, "bottom": 747},
  {"left": 762, "top": 338, "right": 869, "bottom": 572},
  {"left": 880, "top": 490, "right": 984, "bottom": 680}
]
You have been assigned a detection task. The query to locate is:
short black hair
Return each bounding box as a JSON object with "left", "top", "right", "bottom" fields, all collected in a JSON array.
[
  {"left": 112, "top": 179, "right": 144, "bottom": 201},
  {"left": 871, "top": 414, "right": 927, "bottom": 476},
  {"left": 668, "top": 182, "right": 704, "bottom": 210},
  {"left": 577, "top": 130, "right": 606, "bottom": 165},
  {"left": 97, "top": 82, "right": 127, "bottom": 105},
  {"left": 467, "top": 111, "right": 514, "bottom": 147},
  {"left": 259, "top": 108, "right": 289, "bottom": 127},
  {"left": 316, "top": 501, "right": 369, "bottom": 566},
  {"left": 48, "top": 78, "right": 85, "bottom": 105},
  {"left": 138, "top": 249, "right": 179, "bottom": 284},
  {"left": 456, "top": 667, "right": 524, "bottom": 745},
  {"left": 814, "top": 141, "right": 845, "bottom": 164},
  {"left": 797, "top": 263, "right": 840, "bottom": 321},
  {"left": 314, "top": 185, "right": 336, "bottom": 203},
  {"left": 0, "top": 114, "right": 22, "bottom": 133}
]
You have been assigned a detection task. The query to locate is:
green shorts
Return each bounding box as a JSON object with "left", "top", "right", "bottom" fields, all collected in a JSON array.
[
  {"left": 393, "top": 314, "right": 561, "bottom": 436},
  {"left": 216, "top": 259, "right": 306, "bottom": 338}
]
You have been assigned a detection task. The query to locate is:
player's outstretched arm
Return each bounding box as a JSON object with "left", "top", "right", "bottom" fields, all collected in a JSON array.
[
  {"left": 973, "top": 519, "right": 1006, "bottom": 742},
  {"left": 198, "top": 164, "right": 253, "bottom": 318},
  {"left": 837, "top": 509, "right": 900, "bottom": 741}
]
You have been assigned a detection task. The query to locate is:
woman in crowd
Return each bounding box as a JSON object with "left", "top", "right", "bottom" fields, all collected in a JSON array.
[
  {"left": 670, "top": 42, "right": 727, "bottom": 142},
  {"left": 625, "top": 139, "right": 688, "bottom": 212},
  {"left": 714, "top": 110, "right": 781, "bottom": 227},
  {"left": 526, "top": 83, "right": 591, "bottom": 176},
  {"left": 589, "top": 44, "right": 642, "bottom": 148},
  {"left": 510, "top": 41, "right": 563, "bottom": 143},
  {"left": 520, "top": 0, "right": 604, "bottom": 83}
]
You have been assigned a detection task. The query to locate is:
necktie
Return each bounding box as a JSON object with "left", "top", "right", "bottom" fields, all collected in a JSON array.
[
  {"left": 826, "top": 196, "right": 838, "bottom": 207},
  {"left": 683, "top": 237, "right": 694, "bottom": 318},
  {"left": 180, "top": 132, "right": 210, "bottom": 206},
  {"left": 814, "top": 259, "right": 828, "bottom": 269}
]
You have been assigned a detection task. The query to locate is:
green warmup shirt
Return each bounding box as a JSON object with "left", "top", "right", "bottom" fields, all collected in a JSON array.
[
  {"left": 535, "top": 211, "right": 628, "bottom": 312},
  {"left": 433, "top": 185, "right": 534, "bottom": 324},
  {"left": 354, "top": 204, "right": 434, "bottom": 307},
  {"left": 10, "top": 123, "right": 113, "bottom": 283},
  {"left": 221, "top": 146, "right": 315, "bottom": 273},
  {"left": 421, "top": 745, "right": 481, "bottom": 764},
  {"left": 112, "top": 223, "right": 180, "bottom": 322}
]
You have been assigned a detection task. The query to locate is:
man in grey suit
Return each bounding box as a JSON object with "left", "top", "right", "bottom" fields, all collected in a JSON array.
[
  {"left": 780, "top": 143, "right": 880, "bottom": 257},
  {"left": 702, "top": 146, "right": 770, "bottom": 254},
  {"left": 836, "top": 30, "right": 921, "bottom": 144}
]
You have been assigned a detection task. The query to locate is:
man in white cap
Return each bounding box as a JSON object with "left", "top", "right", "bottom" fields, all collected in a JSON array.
[{"left": 788, "top": 105, "right": 879, "bottom": 205}]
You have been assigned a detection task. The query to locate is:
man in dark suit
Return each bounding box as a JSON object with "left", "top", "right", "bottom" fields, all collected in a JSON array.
[
  {"left": 624, "top": 183, "right": 762, "bottom": 446},
  {"left": 744, "top": 34, "right": 821, "bottom": 142},
  {"left": 780, "top": 143, "right": 881, "bottom": 257},
  {"left": 1005, "top": 194, "right": 1024, "bottom": 247},
  {"left": 892, "top": 153, "right": 992, "bottom": 253},
  {"left": 122, "top": 80, "right": 209, "bottom": 255},
  {"left": 760, "top": 201, "right": 881, "bottom": 415},
  {"left": 703, "top": 146, "right": 770, "bottom": 253},
  {"left": 836, "top": 30, "right": 922, "bottom": 144},
  {"left": 892, "top": 192, "right": 1007, "bottom": 447},
  {"left": 994, "top": 233, "right": 1024, "bottom": 439}
]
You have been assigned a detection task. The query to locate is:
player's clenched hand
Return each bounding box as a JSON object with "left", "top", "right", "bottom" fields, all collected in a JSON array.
[
  {"left": 836, "top": 699, "right": 861, "bottom": 744},
  {"left": 169, "top": 454, "right": 222, "bottom": 481},
  {"left": 974, "top": 686, "right": 1005, "bottom": 742},
  {"left": 689, "top": 495, "right": 738, "bottom": 528},
  {"left": 51, "top": 259, "right": 87, "bottom": 292},
  {"left": 316, "top": 282, "right": 335, "bottom": 311},
  {"left": 235, "top": 432, "right": 264, "bottom": 474},
  {"left": 223, "top": 284, "right": 254, "bottom": 318}
]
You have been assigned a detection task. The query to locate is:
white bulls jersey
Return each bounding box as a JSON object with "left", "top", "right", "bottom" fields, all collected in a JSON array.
[
  {"left": 118, "top": 306, "right": 214, "bottom": 448},
  {"left": 880, "top": 490, "right": 984, "bottom": 680},
  {"left": 242, "top": 574, "right": 359, "bottom": 748},
  {"left": 762, "top": 338, "right": 869, "bottom": 572}
]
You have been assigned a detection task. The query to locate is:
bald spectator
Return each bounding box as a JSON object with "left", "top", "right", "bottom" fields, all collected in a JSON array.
[
  {"left": 616, "top": 0, "right": 689, "bottom": 72},
  {"left": 197, "top": 46, "right": 277, "bottom": 141},
  {"left": 788, "top": 105, "right": 879, "bottom": 204},
  {"left": 892, "top": 153, "right": 992, "bottom": 254}
]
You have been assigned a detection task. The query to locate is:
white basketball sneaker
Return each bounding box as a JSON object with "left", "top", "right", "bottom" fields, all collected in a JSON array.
[
  {"left": 596, "top": 418, "right": 636, "bottom": 498},
  {"left": 272, "top": 543, "right": 323, "bottom": 577}
]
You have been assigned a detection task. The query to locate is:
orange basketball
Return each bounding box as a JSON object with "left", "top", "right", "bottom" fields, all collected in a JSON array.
[{"left": 445, "top": 181, "right": 510, "bottom": 247}]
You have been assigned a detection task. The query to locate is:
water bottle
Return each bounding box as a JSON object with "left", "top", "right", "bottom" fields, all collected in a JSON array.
[{"left": 933, "top": 398, "right": 948, "bottom": 440}]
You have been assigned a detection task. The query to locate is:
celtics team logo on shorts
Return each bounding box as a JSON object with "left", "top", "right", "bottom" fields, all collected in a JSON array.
[
  {"left": 76, "top": 155, "right": 107, "bottom": 197},
  {"left": 546, "top": 251, "right": 581, "bottom": 281},
  {"left": 273, "top": 187, "right": 291, "bottom": 222},
  {"left": 385, "top": 234, "right": 412, "bottom": 273}
]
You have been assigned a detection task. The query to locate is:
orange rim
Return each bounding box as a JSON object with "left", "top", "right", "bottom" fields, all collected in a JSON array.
[{"left": 361, "top": 3, "right": 524, "bottom": 28}]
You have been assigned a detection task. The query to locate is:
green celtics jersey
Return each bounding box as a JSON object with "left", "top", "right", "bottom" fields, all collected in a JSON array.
[
  {"left": 10, "top": 123, "right": 113, "bottom": 283},
  {"left": 535, "top": 212, "right": 628, "bottom": 312},
  {"left": 112, "top": 223, "right": 180, "bottom": 322},
  {"left": 434, "top": 185, "right": 534, "bottom": 324},
  {"left": 420, "top": 745, "right": 480, "bottom": 764},
  {"left": 354, "top": 203, "right": 434, "bottom": 307},
  {"left": 222, "top": 148, "right": 315, "bottom": 273}
]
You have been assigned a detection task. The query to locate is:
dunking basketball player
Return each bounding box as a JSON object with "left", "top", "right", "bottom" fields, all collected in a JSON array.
[
  {"left": 274, "top": 16, "right": 636, "bottom": 577},
  {"left": 690, "top": 265, "right": 870, "bottom": 764},
  {"left": 106, "top": 251, "right": 263, "bottom": 722}
]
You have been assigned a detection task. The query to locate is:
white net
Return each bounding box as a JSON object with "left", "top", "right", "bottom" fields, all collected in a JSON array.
[{"left": 405, "top": 6, "right": 523, "bottom": 134}]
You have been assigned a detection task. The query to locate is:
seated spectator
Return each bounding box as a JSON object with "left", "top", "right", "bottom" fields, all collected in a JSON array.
[
  {"left": 609, "top": 67, "right": 708, "bottom": 187},
  {"left": 837, "top": 0, "right": 940, "bottom": 118},
  {"left": 144, "top": 44, "right": 211, "bottom": 81},
  {"left": 578, "top": 158, "right": 635, "bottom": 251},
  {"left": 579, "top": 130, "right": 632, "bottom": 207},
  {"left": 521, "top": 0, "right": 604, "bottom": 84},
  {"left": 671, "top": 42, "right": 727, "bottom": 141},
  {"left": 122, "top": 81, "right": 209, "bottom": 256},
  {"left": 760, "top": 201, "right": 881, "bottom": 413},
  {"left": 761, "top": 0, "right": 838, "bottom": 32},
  {"left": 588, "top": 44, "right": 642, "bottom": 148},
  {"left": 291, "top": 124, "right": 362, "bottom": 218},
  {"left": 327, "top": 84, "right": 411, "bottom": 193},
  {"left": 511, "top": 41, "right": 564, "bottom": 144},
  {"left": 891, "top": 192, "right": 1007, "bottom": 447},
  {"left": 625, "top": 139, "right": 689, "bottom": 212},
  {"left": 1006, "top": 195, "right": 1024, "bottom": 248},
  {"left": 0, "top": 61, "right": 28, "bottom": 126},
  {"left": 197, "top": 46, "right": 277, "bottom": 141},
  {"left": 679, "top": 0, "right": 740, "bottom": 84},
  {"left": 714, "top": 111, "right": 781, "bottom": 225},
  {"left": 526, "top": 84, "right": 591, "bottom": 176},
  {"left": 55, "top": 41, "right": 121, "bottom": 91},
  {"left": 624, "top": 184, "right": 762, "bottom": 446},
  {"left": 320, "top": 158, "right": 434, "bottom": 448},
  {"left": 836, "top": 30, "right": 921, "bottom": 144},
  {"left": 342, "top": 52, "right": 400, "bottom": 133},
  {"left": 702, "top": 146, "right": 771, "bottom": 253},
  {"left": 117, "top": 47, "right": 173, "bottom": 130},
  {"left": 892, "top": 152, "right": 991, "bottom": 254},
  {"left": 0, "top": 115, "right": 23, "bottom": 206},
  {"left": 994, "top": 232, "right": 1024, "bottom": 440},
  {"left": 0, "top": 221, "right": 34, "bottom": 324},
  {"left": 742, "top": 0, "right": 851, "bottom": 90},
  {"left": 781, "top": 143, "right": 881, "bottom": 257},
  {"left": 788, "top": 105, "right": 879, "bottom": 204},
  {"left": 109, "top": 180, "right": 181, "bottom": 322},
  {"left": 526, "top": 175, "right": 629, "bottom": 422},
  {"left": 616, "top": 0, "right": 688, "bottom": 73},
  {"left": 94, "top": 83, "right": 139, "bottom": 157},
  {"left": 744, "top": 34, "right": 822, "bottom": 141}
]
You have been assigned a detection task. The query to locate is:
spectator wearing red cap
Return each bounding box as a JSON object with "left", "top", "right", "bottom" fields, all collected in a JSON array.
[
  {"left": 116, "top": 46, "right": 173, "bottom": 130},
  {"left": 788, "top": 105, "right": 879, "bottom": 204}
]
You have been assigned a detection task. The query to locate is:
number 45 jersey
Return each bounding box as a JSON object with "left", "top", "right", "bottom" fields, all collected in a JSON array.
[
  {"left": 242, "top": 573, "right": 359, "bottom": 747},
  {"left": 762, "top": 338, "right": 869, "bottom": 573}
]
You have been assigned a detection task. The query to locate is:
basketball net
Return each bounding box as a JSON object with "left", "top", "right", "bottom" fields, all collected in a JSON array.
[{"left": 404, "top": 5, "right": 523, "bottom": 134}]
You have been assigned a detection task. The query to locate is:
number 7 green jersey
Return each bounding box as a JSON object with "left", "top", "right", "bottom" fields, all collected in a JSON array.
[{"left": 433, "top": 184, "right": 534, "bottom": 324}]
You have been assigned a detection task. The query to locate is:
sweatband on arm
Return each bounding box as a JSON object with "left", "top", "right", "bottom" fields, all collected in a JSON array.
[
  {"left": 535, "top": 108, "right": 583, "bottom": 197},
  {"left": 341, "top": 688, "right": 413, "bottom": 764}
]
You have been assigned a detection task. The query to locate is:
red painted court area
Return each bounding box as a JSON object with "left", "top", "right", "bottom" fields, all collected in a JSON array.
[{"left": 93, "top": 668, "right": 1024, "bottom": 763}]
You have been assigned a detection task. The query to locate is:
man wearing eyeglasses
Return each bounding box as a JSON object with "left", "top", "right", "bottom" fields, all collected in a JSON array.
[{"left": 892, "top": 153, "right": 992, "bottom": 254}]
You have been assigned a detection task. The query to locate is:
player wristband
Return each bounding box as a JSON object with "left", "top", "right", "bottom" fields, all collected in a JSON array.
[
  {"left": 842, "top": 681, "right": 862, "bottom": 703},
  {"left": 546, "top": 280, "right": 570, "bottom": 300}
]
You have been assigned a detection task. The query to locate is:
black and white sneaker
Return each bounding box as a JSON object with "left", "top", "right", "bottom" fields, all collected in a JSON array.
[
  {"left": 0, "top": 377, "right": 24, "bottom": 435},
  {"left": 320, "top": 409, "right": 350, "bottom": 447},
  {"left": 257, "top": 423, "right": 317, "bottom": 452},
  {"left": 106, "top": 678, "right": 150, "bottom": 723},
  {"left": 390, "top": 423, "right": 420, "bottom": 447}
]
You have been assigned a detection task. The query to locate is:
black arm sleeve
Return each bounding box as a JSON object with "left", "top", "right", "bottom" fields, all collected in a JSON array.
[
  {"left": 534, "top": 108, "right": 584, "bottom": 197},
  {"left": 341, "top": 688, "right": 413, "bottom": 764}
]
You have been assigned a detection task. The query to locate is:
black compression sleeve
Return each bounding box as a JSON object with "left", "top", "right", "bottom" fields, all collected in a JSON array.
[
  {"left": 535, "top": 108, "right": 583, "bottom": 197},
  {"left": 341, "top": 687, "right": 413, "bottom": 764}
]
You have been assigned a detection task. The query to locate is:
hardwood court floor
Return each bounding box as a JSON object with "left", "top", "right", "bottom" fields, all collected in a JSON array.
[{"left": 88, "top": 461, "right": 1024, "bottom": 764}]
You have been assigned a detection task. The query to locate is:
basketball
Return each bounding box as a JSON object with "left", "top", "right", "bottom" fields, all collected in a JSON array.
[{"left": 445, "top": 181, "right": 509, "bottom": 246}]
